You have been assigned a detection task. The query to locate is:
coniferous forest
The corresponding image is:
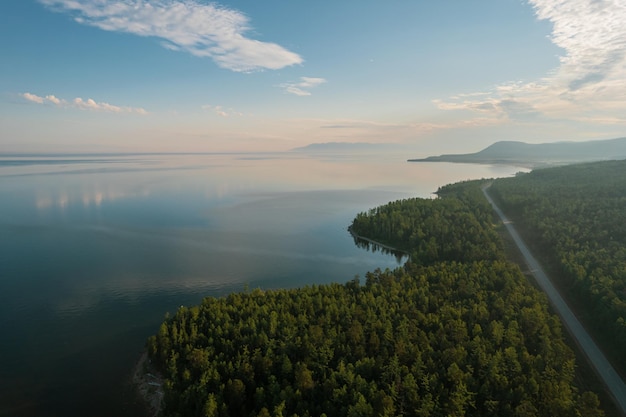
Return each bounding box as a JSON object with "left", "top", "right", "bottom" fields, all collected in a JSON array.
[
  {"left": 145, "top": 179, "right": 605, "bottom": 417},
  {"left": 489, "top": 160, "right": 626, "bottom": 371}
]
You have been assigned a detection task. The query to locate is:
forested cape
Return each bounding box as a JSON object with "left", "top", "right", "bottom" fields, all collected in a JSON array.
[
  {"left": 489, "top": 160, "right": 626, "bottom": 371},
  {"left": 146, "top": 181, "right": 604, "bottom": 417}
]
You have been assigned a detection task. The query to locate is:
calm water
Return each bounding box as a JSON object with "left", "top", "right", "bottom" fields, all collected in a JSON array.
[{"left": 0, "top": 153, "right": 523, "bottom": 416}]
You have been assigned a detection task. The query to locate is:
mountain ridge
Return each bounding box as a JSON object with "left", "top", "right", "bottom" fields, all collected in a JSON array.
[{"left": 409, "top": 137, "right": 626, "bottom": 167}]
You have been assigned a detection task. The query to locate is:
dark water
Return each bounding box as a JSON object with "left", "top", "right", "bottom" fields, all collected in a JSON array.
[{"left": 0, "top": 153, "right": 523, "bottom": 416}]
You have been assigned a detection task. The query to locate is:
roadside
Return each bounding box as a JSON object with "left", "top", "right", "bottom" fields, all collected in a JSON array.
[
  {"left": 494, "top": 208, "right": 621, "bottom": 417},
  {"left": 483, "top": 185, "right": 626, "bottom": 416}
]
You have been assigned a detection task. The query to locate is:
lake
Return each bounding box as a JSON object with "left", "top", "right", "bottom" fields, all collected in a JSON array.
[{"left": 0, "top": 152, "right": 523, "bottom": 416}]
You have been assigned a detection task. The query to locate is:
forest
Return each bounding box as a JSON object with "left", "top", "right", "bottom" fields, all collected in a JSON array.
[
  {"left": 489, "top": 160, "right": 626, "bottom": 371},
  {"left": 145, "top": 180, "right": 605, "bottom": 416}
]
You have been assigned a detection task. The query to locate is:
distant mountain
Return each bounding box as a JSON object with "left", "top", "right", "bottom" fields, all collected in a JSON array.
[
  {"left": 293, "top": 142, "right": 401, "bottom": 152},
  {"left": 409, "top": 137, "right": 626, "bottom": 167}
]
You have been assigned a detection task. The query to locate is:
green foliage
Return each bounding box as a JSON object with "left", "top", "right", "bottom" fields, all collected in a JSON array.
[
  {"left": 350, "top": 180, "right": 503, "bottom": 265},
  {"left": 490, "top": 160, "right": 626, "bottom": 361},
  {"left": 146, "top": 179, "right": 604, "bottom": 417}
]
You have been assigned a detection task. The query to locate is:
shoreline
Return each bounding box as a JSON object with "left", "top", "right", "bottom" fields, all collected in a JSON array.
[
  {"left": 132, "top": 351, "right": 164, "bottom": 417},
  {"left": 348, "top": 227, "right": 409, "bottom": 256}
]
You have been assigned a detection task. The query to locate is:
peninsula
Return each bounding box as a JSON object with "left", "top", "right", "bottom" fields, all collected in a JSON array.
[{"left": 140, "top": 177, "right": 609, "bottom": 417}]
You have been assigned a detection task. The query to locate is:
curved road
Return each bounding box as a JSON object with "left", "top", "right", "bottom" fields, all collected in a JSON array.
[{"left": 482, "top": 185, "right": 626, "bottom": 415}]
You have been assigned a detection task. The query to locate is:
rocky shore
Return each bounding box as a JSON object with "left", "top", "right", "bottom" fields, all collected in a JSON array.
[{"left": 132, "top": 352, "right": 164, "bottom": 417}]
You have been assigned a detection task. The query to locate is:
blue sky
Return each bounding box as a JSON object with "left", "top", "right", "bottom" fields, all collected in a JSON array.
[{"left": 1, "top": 0, "right": 625, "bottom": 153}]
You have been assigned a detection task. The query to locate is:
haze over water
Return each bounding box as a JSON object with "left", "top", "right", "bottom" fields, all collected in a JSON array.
[{"left": 0, "top": 153, "right": 523, "bottom": 416}]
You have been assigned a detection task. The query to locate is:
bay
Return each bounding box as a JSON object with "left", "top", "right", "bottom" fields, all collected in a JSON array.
[{"left": 0, "top": 152, "right": 523, "bottom": 416}]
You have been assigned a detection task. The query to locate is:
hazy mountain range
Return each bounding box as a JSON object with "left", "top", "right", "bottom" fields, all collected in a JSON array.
[
  {"left": 292, "top": 142, "right": 403, "bottom": 153},
  {"left": 409, "top": 137, "right": 626, "bottom": 167}
]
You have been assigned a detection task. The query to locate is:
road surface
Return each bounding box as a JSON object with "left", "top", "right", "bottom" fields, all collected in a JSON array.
[{"left": 482, "top": 185, "right": 626, "bottom": 416}]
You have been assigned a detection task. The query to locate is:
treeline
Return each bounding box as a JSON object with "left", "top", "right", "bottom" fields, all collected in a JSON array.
[
  {"left": 489, "top": 160, "right": 626, "bottom": 367},
  {"left": 146, "top": 180, "right": 604, "bottom": 417}
]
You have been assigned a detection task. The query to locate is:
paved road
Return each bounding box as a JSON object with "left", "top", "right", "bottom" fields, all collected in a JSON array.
[{"left": 482, "top": 185, "right": 626, "bottom": 416}]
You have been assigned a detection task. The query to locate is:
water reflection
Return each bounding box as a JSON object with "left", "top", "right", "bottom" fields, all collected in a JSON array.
[
  {"left": 35, "top": 188, "right": 145, "bottom": 210},
  {"left": 0, "top": 152, "right": 525, "bottom": 417},
  {"left": 351, "top": 233, "right": 409, "bottom": 264}
]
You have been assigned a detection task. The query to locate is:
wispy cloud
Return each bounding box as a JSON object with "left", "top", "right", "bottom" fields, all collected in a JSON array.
[
  {"left": 314, "top": 118, "right": 474, "bottom": 140},
  {"left": 39, "top": 0, "right": 303, "bottom": 72},
  {"left": 280, "top": 77, "right": 327, "bottom": 96},
  {"left": 435, "top": 0, "right": 626, "bottom": 124},
  {"left": 320, "top": 120, "right": 405, "bottom": 130},
  {"left": 21, "top": 92, "right": 148, "bottom": 114},
  {"left": 201, "top": 104, "right": 243, "bottom": 117},
  {"left": 22, "top": 92, "right": 45, "bottom": 104}
]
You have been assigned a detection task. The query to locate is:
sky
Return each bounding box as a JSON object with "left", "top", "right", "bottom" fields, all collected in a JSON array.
[{"left": 1, "top": 0, "right": 625, "bottom": 154}]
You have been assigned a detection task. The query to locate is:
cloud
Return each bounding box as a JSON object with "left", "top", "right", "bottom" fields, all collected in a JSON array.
[
  {"left": 201, "top": 104, "right": 242, "bottom": 117},
  {"left": 316, "top": 118, "right": 462, "bottom": 138},
  {"left": 21, "top": 92, "right": 147, "bottom": 114},
  {"left": 530, "top": 0, "right": 626, "bottom": 92},
  {"left": 23, "top": 92, "right": 45, "bottom": 104},
  {"left": 39, "top": 0, "right": 303, "bottom": 72},
  {"left": 435, "top": 0, "right": 626, "bottom": 124},
  {"left": 281, "top": 77, "right": 327, "bottom": 96},
  {"left": 433, "top": 96, "right": 541, "bottom": 121},
  {"left": 45, "top": 95, "right": 63, "bottom": 105},
  {"left": 497, "top": 99, "right": 542, "bottom": 121}
]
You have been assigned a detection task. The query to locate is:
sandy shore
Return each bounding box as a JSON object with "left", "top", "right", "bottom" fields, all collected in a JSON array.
[{"left": 132, "top": 351, "right": 164, "bottom": 417}]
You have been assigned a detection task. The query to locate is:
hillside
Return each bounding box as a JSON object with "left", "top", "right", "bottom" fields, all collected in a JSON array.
[{"left": 409, "top": 137, "right": 626, "bottom": 167}]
